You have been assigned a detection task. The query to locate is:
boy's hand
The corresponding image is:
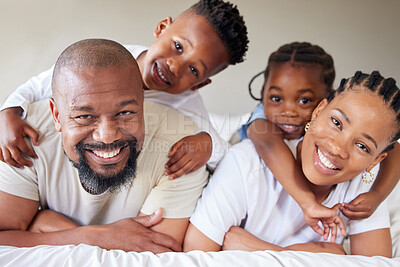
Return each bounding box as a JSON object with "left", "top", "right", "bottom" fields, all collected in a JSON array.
[
  {"left": 341, "top": 192, "right": 379, "bottom": 220},
  {"left": 0, "top": 107, "right": 39, "bottom": 168},
  {"left": 303, "top": 202, "right": 346, "bottom": 243},
  {"left": 164, "top": 132, "right": 212, "bottom": 179}
]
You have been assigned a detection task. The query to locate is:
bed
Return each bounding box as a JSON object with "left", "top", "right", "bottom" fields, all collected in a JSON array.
[{"left": 1, "top": 113, "right": 399, "bottom": 266}]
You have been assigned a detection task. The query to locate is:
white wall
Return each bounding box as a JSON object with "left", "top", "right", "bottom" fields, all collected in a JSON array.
[{"left": 1, "top": 0, "right": 399, "bottom": 114}]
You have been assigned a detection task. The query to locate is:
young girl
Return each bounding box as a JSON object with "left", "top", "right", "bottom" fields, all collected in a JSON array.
[
  {"left": 237, "top": 42, "right": 399, "bottom": 235},
  {"left": 184, "top": 71, "right": 399, "bottom": 257}
]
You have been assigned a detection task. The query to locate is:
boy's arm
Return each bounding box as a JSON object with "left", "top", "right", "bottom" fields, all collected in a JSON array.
[
  {"left": 0, "top": 67, "right": 53, "bottom": 167},
  {"left": 248, "top": 119, "right": 345, "bottom": 241},
  {"left": 342, "top": 142, "right": 400, "bottom": 219}
]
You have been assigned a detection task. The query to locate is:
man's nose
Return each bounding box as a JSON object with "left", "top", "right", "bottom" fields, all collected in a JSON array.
[{"left": 92, "top": 118, "right": 121, "bottom": 144}]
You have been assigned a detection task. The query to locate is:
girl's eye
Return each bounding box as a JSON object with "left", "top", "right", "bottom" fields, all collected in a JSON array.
[
  {"left": 190, "top": 66, "right": 198, "bottom": 77},
  {"left": 270, "top": 96, "right": 281, "bottom": 102},
  {"left": 299, "top": 98, "right": 311, "bottom": 105},
  {"left": 356, "top": 143, "right": 370, "bottom": 154},
  {"left": 331, "top": 117, "right": 342, "bottom": 130},
  {"left": 175, "top": 41, "right": 183, "bottom": 53}
]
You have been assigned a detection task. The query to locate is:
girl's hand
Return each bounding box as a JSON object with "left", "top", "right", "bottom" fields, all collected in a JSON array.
[{"left": 341, "top": 192, "right": 379, "bottom": 220}]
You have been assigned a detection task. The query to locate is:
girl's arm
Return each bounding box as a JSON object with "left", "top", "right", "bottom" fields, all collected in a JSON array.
[
  {"left": 248, "top": 119, "right": 345, "bottom": 240},
  {"left": 342, "top": 142, "right": 400, "bottom": 219}
]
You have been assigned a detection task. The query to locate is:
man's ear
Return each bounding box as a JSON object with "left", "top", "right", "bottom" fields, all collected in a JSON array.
[
  {"left": 190, "top": 79, "right": 212, "bottom": 91},
  {"left": 366, "top": 152, "right": 387, "bottom": 173},
  {"left": 49, "top": 98, "right": 62, "bottom": 132},
  {"left": 154, "top": 16, "right": 173, "bottom": 38},
  {"left": 311, "top": 98, "right": 328, "bottom": 121}
]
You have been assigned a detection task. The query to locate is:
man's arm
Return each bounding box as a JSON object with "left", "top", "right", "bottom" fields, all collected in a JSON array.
[{"left": 0, "top": 191, "right": 181, "bottom": 253}]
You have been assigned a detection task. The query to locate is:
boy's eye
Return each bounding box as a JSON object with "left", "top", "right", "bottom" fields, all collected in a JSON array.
[
  {"left": 189, "top": 66, "right": 198, "bottom": 77},
  {"left": 175, "top": 41, "right": 183, "bottom": 53},
  {"left": 299, "top": 98, "right": 311, "bottom": 105},
  {"left": 270, "top": 96, "right": 281, "bottom": 102},
  {"left": 331, "top": 116, "right": 342, "bottom": 130},
  {"left": 356, "top": 142, "right": 370, "bottom": 154}
]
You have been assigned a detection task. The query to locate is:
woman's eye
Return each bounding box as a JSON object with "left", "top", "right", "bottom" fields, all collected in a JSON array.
[
  {"left": 190, "top": 66, "right": 198, "bottom": 77},
  {"left": 175, "top": 41, "right": 183, "bottom": 53},
  {"left": 299, "top": 98, "right": 311, "bottom": 104},
  {"left": 356, "top": 143, "right": 370, "bottom": 153},
  {"left": 270, "top": 96, "right": 281, "bottom": 102},
  {"left": 331, "top": 117, "right": 342, "bottom": 129}
]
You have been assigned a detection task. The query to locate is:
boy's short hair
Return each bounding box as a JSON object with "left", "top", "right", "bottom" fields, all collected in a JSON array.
[{"left": 190, "top": 0, "right": 248, "bottom": 65}]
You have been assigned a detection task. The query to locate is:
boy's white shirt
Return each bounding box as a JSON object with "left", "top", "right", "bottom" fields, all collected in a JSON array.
[{"left": 0, "top": 44, "right": 227, "bottom": 169}]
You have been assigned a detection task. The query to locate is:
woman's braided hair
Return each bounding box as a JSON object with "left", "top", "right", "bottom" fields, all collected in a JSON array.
[{"left": 328, "top": 71, "right": 400, "bottom": 152}]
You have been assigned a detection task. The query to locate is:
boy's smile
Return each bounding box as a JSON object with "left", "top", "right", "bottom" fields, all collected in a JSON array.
[{"left": 138, "top": 12, "right": 229, "bottom": 94}]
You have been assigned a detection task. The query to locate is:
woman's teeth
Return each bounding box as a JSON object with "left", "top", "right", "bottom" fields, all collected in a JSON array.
[
  {"left": 92, "top": 148, "right": 121, "bottom": 159},
  {"left": 317, "top": 147, "right": 338, "bottom": 170}
]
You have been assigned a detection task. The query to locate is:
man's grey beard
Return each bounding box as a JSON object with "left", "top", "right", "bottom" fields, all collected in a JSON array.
[{"left": 69, "top": 139, "right": 140, "bottom": 195}]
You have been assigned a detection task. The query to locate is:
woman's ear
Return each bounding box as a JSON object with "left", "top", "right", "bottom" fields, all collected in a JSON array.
[
  {"left": 311, "top": 98, "right": 329, "bottom": 121},
  {"left": 366, "top": 152, "right": 388, "bottom": 173},
  {"left": 154, "top": 16, "right": 173, "bottom": 38},
  {"left": 49, "top": 98, "right": 62, "bottom": 132}
]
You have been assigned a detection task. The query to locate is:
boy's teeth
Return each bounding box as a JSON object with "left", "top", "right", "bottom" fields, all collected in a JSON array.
[
  {"left": 93, "top": 148, "right": 121, "bottom": 159},
  {"left": 156, "top": 65, "right": 169, "bottom": 83},
  {"left": 317, "top": 147, "right": 338, "bottom": 170}
]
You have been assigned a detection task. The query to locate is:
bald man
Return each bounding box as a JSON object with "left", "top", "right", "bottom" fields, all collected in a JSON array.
[{"left": 0, "top": 39, "right": 208, "bottom": 253}]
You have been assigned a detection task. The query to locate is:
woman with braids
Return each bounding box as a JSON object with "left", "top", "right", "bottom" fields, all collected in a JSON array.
[
  {"left": 236, "top": 42, "right": 400, "bottom": 239},
  {"left": 184, "top": 70, "right": 399, "bottom": 257}
]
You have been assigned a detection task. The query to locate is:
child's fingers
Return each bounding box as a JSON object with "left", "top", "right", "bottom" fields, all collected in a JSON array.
[
  {"left": 24, "top": 126, "right": 40, "bottom": 146},
  {"left": 18, "top": 140, "right": 37, "bottom": 159},
  {"left": 168, "top": 139, "right": 184, "bottom": 157},
  {"left": 167, "top": 160, "right": 195, "bottom": 179},
  {"left": 9, "top": 146, "right": 33, "bottom": 167},
  {"left": 342, "top": 203, "right": 365, "bottom": 212},
  {"left": 165, "top": 148, "right": 187, "bottom": 168},
  {"left": 1, "top": 147, "right": 23, "bottom": 168},
  {"left": 340, "top": 208, "right": 365, "bottom": 220},
  {"left": 165, "top": 154, "right": 191, "bottom": 176}
]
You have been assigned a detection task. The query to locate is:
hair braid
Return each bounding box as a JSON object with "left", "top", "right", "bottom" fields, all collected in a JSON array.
[{"left": 329, "top": 71, "right": 400, "bottom": 152}]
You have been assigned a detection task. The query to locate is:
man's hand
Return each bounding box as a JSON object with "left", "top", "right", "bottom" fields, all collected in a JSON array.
[
  {"left": 341, "top": 192, "right": 379, "bottom": 220},
  {"left": 0, "top": 107, "right": 39, "bottom": 168},
  {"left": 302, "top": 202, "right": 346, "bottom": 243},
  {"left": 94, "top": 208, "right": 182, "bottom": 253},
  {"left": 164, "top": 133, "right": 212, "bottom": 179}
]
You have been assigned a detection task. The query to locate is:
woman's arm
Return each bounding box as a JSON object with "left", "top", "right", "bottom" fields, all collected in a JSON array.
[
  {"left": 183, "top": 223, "right": 221, "bottom": 252},
  {"left": 349, "top": 228, "right": 392, "bottom": 257}
]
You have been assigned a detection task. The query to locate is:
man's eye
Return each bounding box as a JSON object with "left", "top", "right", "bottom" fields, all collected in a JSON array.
[
  {"left": 74, "top": 115, "right": 94, "bottom": 125},
  {"left": 299, "top": 98, "right": 311, "bottom": 104},
  {"left": 190, "top": 66, "right": 198, "bottom": 77},
  {"left": 331, "top": 117, "right": 342, "bottom": 129},
  {"left": 270, "top": 96, "right": 281, "bottom": 102},
  {"left": 175, "top": 41, "right": 183, "bottom": 53}
]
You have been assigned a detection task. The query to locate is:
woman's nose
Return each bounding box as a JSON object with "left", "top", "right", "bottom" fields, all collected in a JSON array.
[{"left": 327, "top": 137, "right": 349, "bottom": 159}]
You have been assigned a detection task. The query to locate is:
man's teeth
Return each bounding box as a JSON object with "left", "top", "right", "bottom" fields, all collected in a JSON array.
[
  {"left": 92, "top": 148, "right": 121, "bottom": 159},
  {"left": 317, "top": 147, "right": 338, "bottom": 170},
  {"left": 156, "top": 65, "right": 169, "bottom": 83}
]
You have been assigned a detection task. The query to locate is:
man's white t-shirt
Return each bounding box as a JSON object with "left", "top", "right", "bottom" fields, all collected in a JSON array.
[
  {"left": 190, "top": 139, "right": 390, "bottom": 247},
  {"left": 0, "top": 100, "right": 209, "bottom": 225},
  {"left": 0, "top": 45, "right": 227, "bottom": 169}
]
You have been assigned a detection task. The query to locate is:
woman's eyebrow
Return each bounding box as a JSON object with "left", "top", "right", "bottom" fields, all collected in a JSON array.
[{"left": 334, "top": 108, "right": 350, "bottom": 123}]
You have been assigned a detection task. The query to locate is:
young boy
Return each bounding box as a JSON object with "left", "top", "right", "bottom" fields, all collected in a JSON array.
[{"left": 0, "top": 0, "right": 249, "bottom": 177}]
